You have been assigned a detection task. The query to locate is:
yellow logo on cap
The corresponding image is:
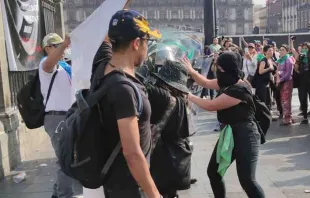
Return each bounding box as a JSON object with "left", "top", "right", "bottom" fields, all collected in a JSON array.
[{"left": 133, "top": 17, "right": 162, "bottom": 39}]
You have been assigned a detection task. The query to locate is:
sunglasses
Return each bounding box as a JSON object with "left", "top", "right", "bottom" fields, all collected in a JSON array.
[
  {"left": 141, "top": 37, "right": 157, "bottom": 42},
  {"left": 48, "top": 43, "right": 62, "bottom": 48}
]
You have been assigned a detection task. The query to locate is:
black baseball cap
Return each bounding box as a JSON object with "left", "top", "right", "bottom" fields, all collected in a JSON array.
[{"left": 108, "top": 9, "right": 162, "bottom": 42}]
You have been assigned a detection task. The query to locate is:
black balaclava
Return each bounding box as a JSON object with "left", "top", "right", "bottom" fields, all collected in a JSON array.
[{"left": 216, "top": 52, "right": 241, "bottom": 89}]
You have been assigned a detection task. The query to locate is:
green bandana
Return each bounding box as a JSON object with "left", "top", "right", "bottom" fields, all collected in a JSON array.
[
  {"left": 276, "top": 54, "right": 289, "bottom": 64},
  {"left": 301, "top": 49, "right": 309, "bottom": 65},
  {"left": 257, "top": 53, "right": 265, "bottom": 62}
]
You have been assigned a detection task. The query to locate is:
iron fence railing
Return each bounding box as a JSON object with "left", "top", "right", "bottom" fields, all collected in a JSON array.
[{"left": 9, "top": 71, "right": 37, "bottom": 109}]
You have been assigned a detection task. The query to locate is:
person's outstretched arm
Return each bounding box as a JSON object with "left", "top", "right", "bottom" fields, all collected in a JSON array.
[{"left": 181, "top": 57, "right": 220, "bottom": 90}]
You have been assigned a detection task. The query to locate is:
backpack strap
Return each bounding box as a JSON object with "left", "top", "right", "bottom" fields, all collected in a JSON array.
[
  {"left": 78, "top": 71, "right": 143, "bottom": 117},
  {"left": 45, "top": 70, "right": 59, "bottom": 107},
  {"left": 151, "top": 95, "right": 177, "bottom": 151}
]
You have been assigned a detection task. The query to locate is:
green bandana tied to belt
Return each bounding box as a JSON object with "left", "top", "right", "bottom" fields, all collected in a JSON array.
[
  {"left": 276, "top": 54, "right": 289, "bottom": 65},
  {"left": 216, "top": 125, "right": 234, "bottom": 177}
]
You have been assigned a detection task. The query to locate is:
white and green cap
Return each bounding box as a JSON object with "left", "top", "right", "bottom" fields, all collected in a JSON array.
[{"left": 42, "top": 33, "right": 64, "bottom": 48}]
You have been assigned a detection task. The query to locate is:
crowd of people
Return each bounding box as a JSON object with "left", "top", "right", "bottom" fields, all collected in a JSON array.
[
  {"left": 25, "top": 4, "right": 309, "bottom": 198},
  {"left": 202, "top": 35, "right": 310, "bottom": 127}
]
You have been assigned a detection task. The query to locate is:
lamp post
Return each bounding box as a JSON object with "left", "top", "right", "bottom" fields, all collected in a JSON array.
[{"left": 204, "top": 0, "right": 216, "bottom": 46}]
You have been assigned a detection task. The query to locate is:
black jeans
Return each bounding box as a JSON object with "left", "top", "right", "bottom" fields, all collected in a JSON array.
[
  {"left": 207, "top": 121, "right": 265, "bottom": 198},
  {"left": 298, "top": 80, "right": 310, "bottom": 119},
  {"left": 104, "top": 157, "right": 147, "bottom": 198},
  {"left": 256, "top": 86, "right": 271, "bottom": 110},
  {"left": 201, "top": 88, "right": 215, "bottom": 99},
  {"left": 270, "top": 81, "right": 282, "bottom": 114}
]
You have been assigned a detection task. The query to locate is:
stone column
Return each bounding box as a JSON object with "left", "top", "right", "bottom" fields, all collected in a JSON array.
[
  {"left": 0, "top": 0, "right": 19, "bottom": 133},
  {"left": 0, "top": 1, "right": 21, "bottom": 179}
]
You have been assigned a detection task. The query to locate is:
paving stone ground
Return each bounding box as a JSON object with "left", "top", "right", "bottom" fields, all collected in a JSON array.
[{"left": 1, "top": 90, "right": 310, "bottom": 198}]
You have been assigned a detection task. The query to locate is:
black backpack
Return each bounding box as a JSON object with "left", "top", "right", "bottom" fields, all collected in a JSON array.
[
  {"left": 230, "top": 84, "right": 271, "bottom": 144},
  {"left": 17, "top": 70, "right": 58, "bottom": 129},
  {"left": 56, "top": 71, "right": 143, "bottom": 189},
  {"left": 252, "top": 94, "right": 271, "bottom": 144}
]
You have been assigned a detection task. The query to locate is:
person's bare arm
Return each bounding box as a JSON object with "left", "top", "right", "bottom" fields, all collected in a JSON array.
[
  {"left": 220, "top": 38, "right": 226, "bottom": 47},
  {"left": 241, "top": 37, "right": 248, "bottom": 48},
  {"left": 259, "top": 61, "right": 273, "bottom": 75},
  {"left": 188, "top": 93, "right": 241, "bottom": 111},
  {"left": 43, "top": 35, "right": 70, "bottom": 73},
  {"left": 118, "top": 117, "right": 160, "bottom": 198},
  {"left": 290, "top": 39, "right": 299, "bottom": 60},
  {"left": 231, "top": 43, "right": 239, "bottom": 48}
]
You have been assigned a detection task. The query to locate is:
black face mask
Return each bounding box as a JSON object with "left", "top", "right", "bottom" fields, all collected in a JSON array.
[{"left": 216, "top": 70, "right": 240, "bottom": 89}]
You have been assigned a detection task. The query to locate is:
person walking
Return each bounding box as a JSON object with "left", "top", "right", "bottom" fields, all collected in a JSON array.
[
  {"left": 181, "top": 52, "right": 265, "bottom": 198},
  {"left": 91, "top": 9, "right": 162, "bottom": 198}
]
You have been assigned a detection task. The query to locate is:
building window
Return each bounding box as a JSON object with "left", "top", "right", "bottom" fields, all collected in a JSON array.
[
  {"left": 184, "top": 9, "right": 190, "bottom": 19},
  {"left": 172, "top": 10, "right": 178, "bottom": 19},
  {"left": 236, "top": 24, "right": 244, "bottom": 34},
  {"left": 68, "top": 10, "right": 76, "bottom": 21},
  {"left": 160, "top": 10, "right": 166, "bottom": 20}
]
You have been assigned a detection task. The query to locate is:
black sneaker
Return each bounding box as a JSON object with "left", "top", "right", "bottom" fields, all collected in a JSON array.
[
  {"left": 51, "top": 196, "right": 58, "bottom": 198},
  {"left": 300, "top": 119, "right": 309, "bottom": 125}
]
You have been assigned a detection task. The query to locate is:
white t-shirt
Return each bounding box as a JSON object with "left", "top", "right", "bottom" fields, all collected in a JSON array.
[
  {"left": 243, "top": 53, "right": 258, "bottom": 78},
  {"left": 39, "top": 57, "right": 72, "bottom": 112}
]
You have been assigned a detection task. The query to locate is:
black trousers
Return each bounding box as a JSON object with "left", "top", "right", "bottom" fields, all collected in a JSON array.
[
  {"left": 255, "top": 86, "right": 272, "bottom": 110},
  {"left": 270, "top": 81, "right": 282, "bottom": 114},
  {"left": 103, "top": 157, "right": 147, "bottom": 198},
  {"left": 201, "top": 88, "right": 215, "bottom": 99},
  {"left": 298, "top": 81, "right": 310, "bottom": 119},
  {"left": 207, "top": 121, "right": 265, "bottom": 198}
]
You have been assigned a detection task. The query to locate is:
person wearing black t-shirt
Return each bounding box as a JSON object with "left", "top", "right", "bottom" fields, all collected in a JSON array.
[
  {"left": 182, "top": 52, "right": 265, "bottom": 198},
  {"left": 91, "top": 10, "right": 162, "bottom": 198},
  {"left": 255, "top": 45, "right": 275, "bottom": 110}
]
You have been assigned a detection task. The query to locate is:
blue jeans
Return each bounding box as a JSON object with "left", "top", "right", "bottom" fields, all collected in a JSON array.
[{"left": 44, "top": 114, "right": 73, "bottom": 198}]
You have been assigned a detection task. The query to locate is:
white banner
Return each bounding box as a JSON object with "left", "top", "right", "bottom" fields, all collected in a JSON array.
[{"left": 71, "top": 0, "right": 128, "bottom": 99}]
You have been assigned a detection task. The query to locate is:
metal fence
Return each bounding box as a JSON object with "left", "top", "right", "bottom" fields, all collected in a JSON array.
[
  {"left": 9, "top": 0, "right": 60, "bottom": 108},
  {"left": 225, "top": 32, "right": 310, "bottom": 48}
]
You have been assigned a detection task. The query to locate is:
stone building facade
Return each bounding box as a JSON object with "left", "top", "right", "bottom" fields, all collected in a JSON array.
[
  {"left": 267, "top": 0, "right": 282, "bottom": 33},
  {"left": 63, "top": 0, "right": 254, "bottom": 35},
  {"left": 296, "top": 0, "right": 310, "bottom": 32},
  {"left": 282, "top": 0, "right": 298, "bottom": 33}
]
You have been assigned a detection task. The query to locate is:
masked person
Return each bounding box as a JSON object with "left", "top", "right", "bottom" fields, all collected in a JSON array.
[
  {"left": 144, "top": 60, "right": 193, "bottom": 198},
  {"left": 181, "top": 52, "right": 265, "bottom": 198},
  {"left": 276, "top": 45, "right": 294, "bottom": 125},
  {"left": 295, "top": 43, "right": 310, "bottom": 124}
]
